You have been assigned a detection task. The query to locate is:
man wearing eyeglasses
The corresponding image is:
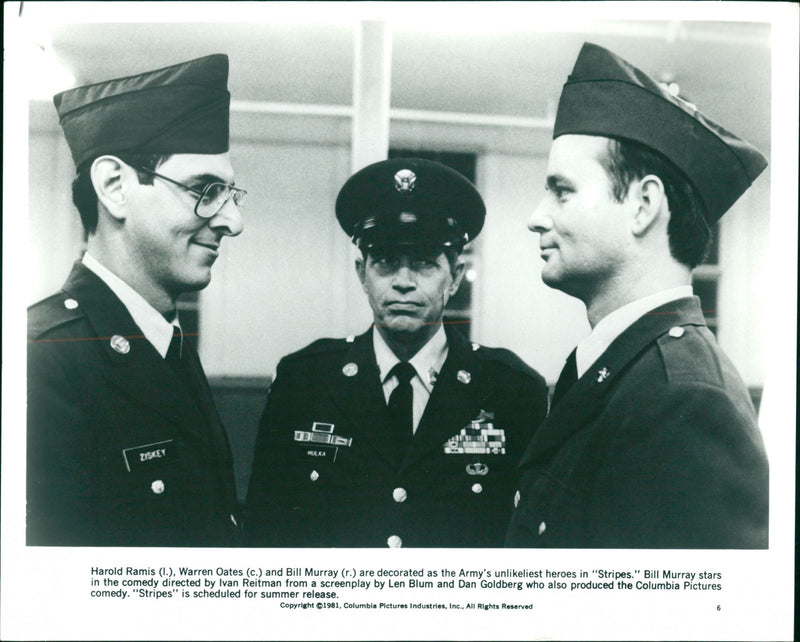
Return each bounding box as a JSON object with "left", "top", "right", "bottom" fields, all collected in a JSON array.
[{"left": 26, "top": 54, "right": 245, "bottom": 546}]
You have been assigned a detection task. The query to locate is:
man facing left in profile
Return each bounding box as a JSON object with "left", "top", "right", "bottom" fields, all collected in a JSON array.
[{"left": 27, "top": 55, "right": 246, "bottom": 546}]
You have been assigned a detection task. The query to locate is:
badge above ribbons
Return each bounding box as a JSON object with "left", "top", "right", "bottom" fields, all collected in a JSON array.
[
  {"left": 443, "top": 410, "right": 506, "bottom": 476},
  {"left": 294, "top": 422, "right": 353, "bottom": 463}
]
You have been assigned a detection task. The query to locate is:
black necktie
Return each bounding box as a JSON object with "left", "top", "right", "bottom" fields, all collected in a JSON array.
[
  {"left": 165, "top": 326, "right": 227, "bottom": 448},
  {"left": 166, "top": 326, "right": 194, "bottom": 391},
  {"left": 387, "top": 362, "right": 416, "bottom": 457},
  {"left": 552, "top": 348, "right": 578, "bottom": 407},
  {"left": 166, "top": 325, "right": 183, "bottom": 361}
]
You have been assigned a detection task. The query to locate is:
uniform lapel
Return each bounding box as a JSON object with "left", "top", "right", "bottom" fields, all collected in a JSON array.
[
  {"left": 403, "top": 326, "right": 486, "bottom": 468},
  {"left": 62, "top": 262, "right": 210, "bottom": 443},
  {"left": 324, "top": 328, "right": 400, "bottom": 467},
  {"left": 520, "top": 296, "right": 707, "bottom": 465}
]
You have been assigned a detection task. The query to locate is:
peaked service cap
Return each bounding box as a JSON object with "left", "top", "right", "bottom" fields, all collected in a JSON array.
[
  {"left": 54, "top": 54, "right": 231, "bottom": 169},
  {"left": 336, "top": 158, "right": 485, "bottom": 250},
  {"left": 553, "top": 42, "right": 767, "bottom": 223}
]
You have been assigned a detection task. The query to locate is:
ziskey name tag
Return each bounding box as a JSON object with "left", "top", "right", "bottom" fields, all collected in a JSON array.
[{"left": 122, "top": 439, "right": 175, "bottom": 472}]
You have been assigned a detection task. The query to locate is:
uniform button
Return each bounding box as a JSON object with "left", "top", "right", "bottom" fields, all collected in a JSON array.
[
  {"left": 387, "top": 535, "right": 403, "bottom": 548},
  {"left": 230, "top": 514, "right": 238, "bottom": 527},
  {"left": 63, "top": 298, "right": 79, "bottom": 310},
  {"left": 309, "top": 470, "right": 320, "bottom": 482},
  {"left": 514, "top": 490, "right": 521, "bottom": 508},
  {"left": 668, "top": 326, "right": 685, "bottom": 338},
  {"left": 471, "top": 483, "right": 483, "bottom": 494},
  {"left": 538, "top": 521, "right": 546, "bottom": 535},
  {"left": 471, "top": 342, "right": 480, "bottom": 352},
  {"left": 342, "top": 362, "right": 358, "bottom": 377},
  {"left": 151, "top": 480, "right": 165, "bottom": 494},
  {"left": 110, "top": 334, "right": 130, "bottom": 354},
  {"left": 392, "top": 487, "right": 408, "bottom": 503}
]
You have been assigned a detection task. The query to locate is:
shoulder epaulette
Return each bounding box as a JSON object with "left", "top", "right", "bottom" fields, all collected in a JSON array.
[
  {"left": 282, "top": 337, "right": 351, "bottom": 362},
  {"left": 473, "top": 344, "right": 542, "bottom": 380},
  {"left": 27, "top": 292, "right": 85, "bottom": 340},
  {"left": 657, "top": 324, "right": 724, "bottom": 388}
]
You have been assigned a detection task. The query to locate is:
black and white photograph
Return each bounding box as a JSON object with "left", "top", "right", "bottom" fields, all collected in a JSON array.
[{"left": 2, "top": 2, "right": 796, "bottom": 640}]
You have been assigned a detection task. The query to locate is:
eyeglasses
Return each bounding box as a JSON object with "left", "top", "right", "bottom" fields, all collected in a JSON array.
[{"left": 133, "top": 165, "right": 247, "bottom": 219}]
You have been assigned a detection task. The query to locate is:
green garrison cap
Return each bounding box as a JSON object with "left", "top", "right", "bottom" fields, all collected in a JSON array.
[
  {"left": 554, "top": 42, "right": 767, "bottom": 223},
  {"left": 336, "top": 158, "right": 486, "bottom": 250},
  {"left": 54, "top": 54, "right": 230, "bottom": 169}
]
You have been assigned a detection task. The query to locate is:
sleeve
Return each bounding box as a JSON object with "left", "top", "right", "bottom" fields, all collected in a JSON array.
[
  {"left": 588, "top": 382, "right": 768, "bottom": 548},
  {"left": 26, "top": 341, "right": 95, "bottom": 545}
]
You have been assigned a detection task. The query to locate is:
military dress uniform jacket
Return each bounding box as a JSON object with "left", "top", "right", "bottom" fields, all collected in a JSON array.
[
  {"left": 27, "top": 262, "right": 240, "bottom": 546},
  {"left": 245, "top": 326, "right": 548, "bottom": 547},
  {"left": 505, "top": 297, "right": 769, "bottom": 549}
]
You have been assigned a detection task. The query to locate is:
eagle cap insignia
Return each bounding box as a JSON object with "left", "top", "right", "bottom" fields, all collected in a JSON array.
[{"left": 394, "top": 169, "right": 416, "bottom": 193}]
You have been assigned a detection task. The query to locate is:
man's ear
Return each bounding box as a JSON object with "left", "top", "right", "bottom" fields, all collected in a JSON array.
[
  {"left": 448, "top": 257, "right": 466, "bottom": 296},
  {"left": 631, "top": 174, "right": 668, "bottom": 237},
  {"left": 355, "top": 255, "right": 367, "bottom": 291},
  {"left": 90, "top": 156, "right": 131, "bottom": 221}
]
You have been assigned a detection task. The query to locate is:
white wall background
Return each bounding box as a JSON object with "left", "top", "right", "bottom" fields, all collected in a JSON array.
[
  {"left": 25, "top": 17, "right": 773, "bottom": 387},
  {"left": 28, "top": 101, "right": 769, "bottom": 386}
]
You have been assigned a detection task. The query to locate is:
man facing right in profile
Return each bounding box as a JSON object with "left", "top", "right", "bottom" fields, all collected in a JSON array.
[
  {"left": 506, "top": 43, "right": 769, "bottom": 548},
  {"left": 27, "top": 54, "right": 245, "bottom": 546}
]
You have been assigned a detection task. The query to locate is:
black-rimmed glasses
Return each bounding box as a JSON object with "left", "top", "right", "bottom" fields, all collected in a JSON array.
[{"left": 133, "top": 165, "right": 247, "bottom": 219}]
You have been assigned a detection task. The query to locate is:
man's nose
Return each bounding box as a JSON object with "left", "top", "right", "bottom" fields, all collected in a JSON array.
[
  {"left": 391, "top": 263, "right": 416, "bottom": 291},
  {"left": 210, "top": 198, "right": 244, "bottom": 237},
  {"left": 528, "top": 198, "right": 553, "bottom": 234}
]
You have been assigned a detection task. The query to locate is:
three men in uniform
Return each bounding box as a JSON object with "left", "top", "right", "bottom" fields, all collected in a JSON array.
[{"left": 26, "top": 42, "right": 769, "bottom": 550}]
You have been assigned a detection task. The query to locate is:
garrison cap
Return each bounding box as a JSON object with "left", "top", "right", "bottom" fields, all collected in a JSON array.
[
  {"left": 554, "top": 42, "right": 767, "bottom": 223},
  {"left": 54, "top": 54, "right": 230, "bottom": 169},
  {"left": 335, "top": 158, "right": 485, "bottom": 250}
]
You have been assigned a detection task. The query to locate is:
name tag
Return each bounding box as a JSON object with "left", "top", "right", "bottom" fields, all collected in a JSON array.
[
  {"left": 122, "top": 439, "right": 175, "bottom": 472},
  {"left": 292, "top": 422, "right": 351, "bottom": 464},
  {"left": 298, "top": 444, "right": 338, "bottom": 462}
]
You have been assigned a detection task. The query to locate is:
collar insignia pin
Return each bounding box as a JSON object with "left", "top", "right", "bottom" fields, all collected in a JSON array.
[
  {"left": 110, "top": 334, "right": 130, "bottom": 355},
  {"left": 427, "top": 368, "right": 438, "bottom": 386},
  {"left": 597, "top": 367, "right": 610, "bottom": 382}
]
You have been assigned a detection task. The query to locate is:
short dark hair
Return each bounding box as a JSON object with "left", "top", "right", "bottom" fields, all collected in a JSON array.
[
  {"left": 599, "top": 138, "right": 711, "bottom": 268},
  {"left": 361, "top": 246, "right": 462, "bottom": 276},
  {"left": 71, "top": 153, "right": 170, "bottom": 235}
]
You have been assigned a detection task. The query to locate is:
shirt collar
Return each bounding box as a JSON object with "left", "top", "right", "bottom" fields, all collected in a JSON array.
[
  {"left": 82, "top": 252, "right": 179, "bottom": 358},
  {"left": 575, "top": 285, "right": 693, "bottom": 378},
  {"left": 373, "top": 324, "right": 449, "bottom": 392}
]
